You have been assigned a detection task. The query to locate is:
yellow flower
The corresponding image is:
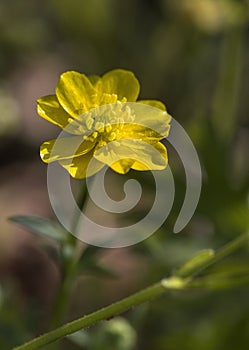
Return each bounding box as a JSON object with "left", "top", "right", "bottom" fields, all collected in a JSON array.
[{"left": 38, "top": 69, "right": 171, "bottom": 178}]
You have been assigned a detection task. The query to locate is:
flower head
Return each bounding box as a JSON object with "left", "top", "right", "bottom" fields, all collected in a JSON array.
[{"left": 38, "top": 69, "right": 171, "bottom": 178}]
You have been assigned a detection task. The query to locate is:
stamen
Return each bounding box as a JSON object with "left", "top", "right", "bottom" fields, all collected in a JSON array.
[
  {"left": 108, "top": 132, "right": 116, "bottom": 141},
  {"left": 92, "top": 131, "right": 98, "bottom": 139},
  {"left": 95, "top": 122, "right": 105, "bottom": 133},
  {"left": 99, "top": 140, "right": 107, "bottom": 147},
  {"left": 78, "top": 125, "right": 87, "bottom": 133},
  {"left": 105, "top": 123, "right": 112, "bottom": 133},
  {"left": 85, "top": 115, "right": 94, "bottom": 130}
]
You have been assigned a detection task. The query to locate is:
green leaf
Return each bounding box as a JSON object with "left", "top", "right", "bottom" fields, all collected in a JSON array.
[
  {"left": 8, "top": 215, "right": 69, "bottom": 243},
  {"left": 77, "top": 245, "right": 118, "bottom": 278},
  {"left": 67, "top": 330, "right": 90, "bottom": 348},
  {"left": 175, "top": 249, "right": 215, "bottom": 278},
  {"left": 79, "top": 245, "right": 102, "bottom": 261}
]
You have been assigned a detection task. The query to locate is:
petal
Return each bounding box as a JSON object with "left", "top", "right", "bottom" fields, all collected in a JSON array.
[
  {"left": 101, "top": 69, "right": 140, "bottom": 102},
  {"left": 59, "top": 149, "right": 105, "bottom": 179},
  {"left": 116, "top": 123, "right": 165, "bottom": 142},
  {"left": 40, "top": 136, "right": 96, "bottom": 163},
  {"left": 94, "top": 139, "right": 168, "bottom": 174},
  {"left": 56, "top": 71, "right": 96, "bottom": 117},
  {"left": 37, "top": 95, "right": 72, "bottom": 129},
  {"left": 109, "top": 159, "right": 135, "bottom": 174},
  {"left": 132, "top": 102, "right": 172, "bottom": 137},
  {"left": 131, "top": 142, "right": 168, "bottom": 171},
  {"left": 138, "top": 99, "right": 167, "bottom": 111},
  {"left": 88, "top": 75, "right": 101, "bottom": 88}
]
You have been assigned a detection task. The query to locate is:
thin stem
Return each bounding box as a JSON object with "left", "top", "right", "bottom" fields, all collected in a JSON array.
[
  {"left": 50, "top": 180, "right": 89, "bottom": 328},
  {"left": 12, "top": 232, "right": 249, "bottom": 350},
  {"left": 49, "top": 255, "right": 78, "bottom": 329},
  {"left": 13, "top": 281, "right": 166, "bottom": 350},
  {"left": 212, "top": 232, "right": 249, "bottom": 263}
]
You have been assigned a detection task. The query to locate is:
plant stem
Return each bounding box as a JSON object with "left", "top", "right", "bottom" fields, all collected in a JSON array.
[
  {"left": 13, "top": 281, "right": 167, "bottom": 350},
  {"left": 49, "top": 254, "right": 78, "bottom": 329},
  {"left": 212, "top": 232, "right": 249, "bottom": 263},
  {"left": 13, "top": 232, "right": 249, "bottom": 350},
  {"left": 50, "top": 180, "right": 89, "bottom": 329}
]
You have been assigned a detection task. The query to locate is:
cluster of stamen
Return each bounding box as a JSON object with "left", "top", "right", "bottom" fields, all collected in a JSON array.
[{"left": 70, "top": 99, "right": 136, "bottom": 146}]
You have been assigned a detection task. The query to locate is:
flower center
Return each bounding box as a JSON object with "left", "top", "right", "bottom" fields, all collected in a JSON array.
[{"left": 84, "top": 101, "right": 136, "bottom": 144}]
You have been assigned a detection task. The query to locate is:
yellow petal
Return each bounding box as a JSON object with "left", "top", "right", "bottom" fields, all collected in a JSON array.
[
  {"left": 94, "top": 139, "right": 168, "bottom": 174},
  {"left": 131, "top": 142, "right": 168, "bottom": 171},
  {"left": 37, "top": 95, "right": 73, "bottom": 130},
  {"left": 132, "top": 102, "right": 171, "bottom": 138},
  {"left": 109, "top": 159, "right": 135, "bottom": 174},
  {"left": 101, "top": 69, "right": 140, "bottom": 102},
  {"left": 88, "top": 75, "right": 101, "bottom": 88},
  {"left": 116, "top": 124, "right": 165, "bottom": 142},
  {"left": 59, "top": 150, "right": 105, "bottom": 179},
  {"left": 40, "top": 136, "right": 96, "bottom": 163},
  {"left": 56, "top": 71, "right": 96, "bottom": 117},
  {"left": 138, "top": 99, "right": 167, "bottom": 111}
]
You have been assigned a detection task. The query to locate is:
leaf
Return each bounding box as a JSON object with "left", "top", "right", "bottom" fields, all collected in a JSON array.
[
  {"left": 175, "top": 249, "right": 215, "bottom": 278},
  {"left": 67, "top": 330, "right": 90, "bottom": 348},
  {"left": 79, "top": 245, "right": 102, "bottom": 261},
  {"left": 77, "top": 245, "right": 119, "bottom": 278},
  {"left": 8, "top": 215, "right": 69, "bottom": 243}
]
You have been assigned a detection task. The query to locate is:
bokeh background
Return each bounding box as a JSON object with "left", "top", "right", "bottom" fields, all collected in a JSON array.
[{"left": 0, "top": 0, "right": 249, "bottom": 349}]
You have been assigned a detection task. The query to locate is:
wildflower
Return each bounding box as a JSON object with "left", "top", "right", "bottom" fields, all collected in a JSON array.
[{"left": 38, "top": 69, "right": 171, "bottom": 178}]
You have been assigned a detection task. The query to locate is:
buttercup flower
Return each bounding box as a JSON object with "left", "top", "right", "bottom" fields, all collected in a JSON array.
[{"left": 38, "top": 69, "right": 171, "bottom": 178}]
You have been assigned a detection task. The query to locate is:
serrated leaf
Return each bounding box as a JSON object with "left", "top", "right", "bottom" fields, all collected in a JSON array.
[
  {"left": 9, "top": 215, "right": 69, "bottom": 243},
  {"left": 175, "top": 249, "right": 215, "bottom": 278}
]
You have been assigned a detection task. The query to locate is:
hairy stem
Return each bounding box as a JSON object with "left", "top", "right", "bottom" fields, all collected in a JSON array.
[{"left": 13, "top": 232, "right": 249, "bottom": 350}]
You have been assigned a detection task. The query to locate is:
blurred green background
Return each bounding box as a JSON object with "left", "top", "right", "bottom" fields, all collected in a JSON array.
[{"left": 0, "top": 0, "right": 249, "bottom": 349}]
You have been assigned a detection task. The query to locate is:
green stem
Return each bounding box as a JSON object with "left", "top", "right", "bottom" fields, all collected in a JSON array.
[
  {"left": 13, "top": 281, "right": 166, "bottom": 350},
  {"left": 49, "top": 255, "right": 78, "bottom": 329},
  {"left": 12, "top": 232, "right": 249, "bottom": 350},
  {"left": 212, "top": 232, "right": 249, "bottom": 263},
  {"left": 50, "top": 180, "right": 89, "bottom": 328}
]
